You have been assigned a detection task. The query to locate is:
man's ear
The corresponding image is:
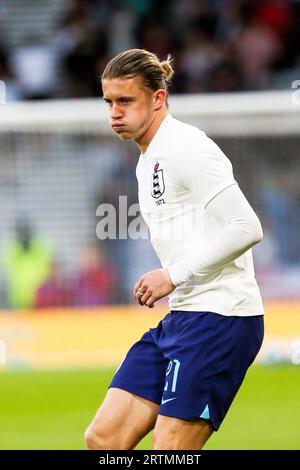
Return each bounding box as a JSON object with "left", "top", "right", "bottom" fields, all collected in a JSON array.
[{"left": 153, "top": 89, "right": 167, "bottom": 111}]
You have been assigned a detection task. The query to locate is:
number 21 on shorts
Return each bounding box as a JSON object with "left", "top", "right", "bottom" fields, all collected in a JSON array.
[{"left": 164, "top": 359, "right": 181, "bottom": 393}]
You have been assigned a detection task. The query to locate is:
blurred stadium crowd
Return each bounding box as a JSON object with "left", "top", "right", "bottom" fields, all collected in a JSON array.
[
  {"left": 0, "top": 0, "right": 300, "bottom": 310},
  {"left": 2, "top": 219, "right": 118, "bottom": 309},
  {"left": 0, "top": 0, "right": 300, "bottom": 100},
  {"left": 1, "top": 128, "right": 300, "bottom": 310}
]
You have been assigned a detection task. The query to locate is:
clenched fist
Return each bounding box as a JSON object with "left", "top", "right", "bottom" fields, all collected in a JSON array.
[{"left": 133, "top": 268, "right": 176, "bottom": 308}]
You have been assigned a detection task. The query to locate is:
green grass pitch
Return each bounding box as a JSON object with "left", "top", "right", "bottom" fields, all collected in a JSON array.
[{"left": 0, "top": 364, "right": 299, "bottom": 449}]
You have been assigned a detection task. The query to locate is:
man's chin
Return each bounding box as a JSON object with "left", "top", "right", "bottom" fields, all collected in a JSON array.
[{"left": 114, "top": 130, "right": 132, "bottom": 140}]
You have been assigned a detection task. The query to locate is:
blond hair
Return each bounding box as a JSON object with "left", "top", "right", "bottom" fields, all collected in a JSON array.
[{"left": 101, "top": 49, "right": 174, "bottom": 92}]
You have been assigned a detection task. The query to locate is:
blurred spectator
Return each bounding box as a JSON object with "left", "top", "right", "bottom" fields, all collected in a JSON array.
[
  {"left": 1, "top": 0, "right": 300, "bottom": 97},
  {"left": 231, "top": 4, "right": 282, "bottom": 89},
  {"left": 109, "top": 7, "right": 136, "bottom": 55},
  {"left": 272, "top": 0, "right": 300, "bottom": 70},
  {"left": 180, "top": 29, "right": 224, "bottom": 92},
  {"left": 251, "top": 0, "right": 293, "bottom": 42},
  {"left": 10, "top": 35, "right": 58, "bottom": 100},
  {"left": 214, "top": 0, "right": 241, "bottom": 41},
  {"left": 54, "top": 0, "right": 105, "bottom": 97},
  {"left": 138, "top": 22, "right": 172, "bottom": 59},
  {"left": 35, "top": 260, "right": 73, "bottom": 308},
  {"left": 123, "top": 0, "right": 153, "bottom": 16},
  {"left": 3, "top": 220, "right": 52, "bottom": 309},
  {"left": 72, "top": 244, "right": 118, "bottom": 306},
  {"left": 207, "top": 61, "right": 243, "bottom": 92}
]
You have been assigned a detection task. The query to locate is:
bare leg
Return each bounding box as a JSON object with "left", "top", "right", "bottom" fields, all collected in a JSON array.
[
  {"left": 153, "top": 415, "right": 214, "bottom": 450},
  {"left": 84, "top": 387, "right": 159, "bottom": 450}
]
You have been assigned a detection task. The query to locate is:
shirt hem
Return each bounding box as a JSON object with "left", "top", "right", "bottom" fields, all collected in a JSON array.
[{"left": 168, "top": 306, "right": 264, "bottom": 317}]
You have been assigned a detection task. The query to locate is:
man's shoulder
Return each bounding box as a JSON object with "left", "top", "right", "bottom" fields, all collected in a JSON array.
[
  {"left": 166, "top": 116, "right": 217, "bottom": 157},
  {"left": 167, "top": 116, "right": 206, "bottom": 141}
]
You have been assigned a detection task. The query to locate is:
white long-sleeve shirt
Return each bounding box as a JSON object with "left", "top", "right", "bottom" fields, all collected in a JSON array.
[{"left": 136, "top": 114, "right": 264, "bottom": 316}]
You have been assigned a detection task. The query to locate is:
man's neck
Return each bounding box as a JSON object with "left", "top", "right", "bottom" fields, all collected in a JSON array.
[{"left": 136, "top": 109, "right": 169, "bottom": 154}]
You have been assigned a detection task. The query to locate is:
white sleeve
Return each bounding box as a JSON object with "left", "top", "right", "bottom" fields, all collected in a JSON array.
[{"left": 167, "top": 184, "right": 263, "bottom": 286}]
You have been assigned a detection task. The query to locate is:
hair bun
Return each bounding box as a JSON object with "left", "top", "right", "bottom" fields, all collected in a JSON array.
[{"left": 160, "top": 55, "right": 174, "bottom": 83}]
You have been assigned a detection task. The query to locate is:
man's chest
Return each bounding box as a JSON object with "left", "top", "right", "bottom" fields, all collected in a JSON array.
[{"left": 136, "top": 157, "right": 189, "bottom": 213}]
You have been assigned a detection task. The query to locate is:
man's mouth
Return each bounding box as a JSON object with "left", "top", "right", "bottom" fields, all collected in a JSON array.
[{"left": 111, "top": 123, "right": 126, "bottom": 132}]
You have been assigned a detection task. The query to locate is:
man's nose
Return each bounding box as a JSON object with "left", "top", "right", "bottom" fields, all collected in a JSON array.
[{"left": 111, "top": 104, "right": 123, "bottom": 119}]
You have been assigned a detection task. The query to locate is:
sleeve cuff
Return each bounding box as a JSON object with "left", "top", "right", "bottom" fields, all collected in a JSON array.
[{"left": 167, "top": 263, "right": 190, "bottom": 287}]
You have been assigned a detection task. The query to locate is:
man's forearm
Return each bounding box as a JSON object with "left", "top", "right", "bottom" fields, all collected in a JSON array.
[{"left": 168, "top": 185, "right": 263, "bottom": 286}]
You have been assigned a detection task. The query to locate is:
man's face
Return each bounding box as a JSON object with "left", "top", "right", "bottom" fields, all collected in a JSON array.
[{"left": 102, "top": 76, "right": 157, "bottom": 141}]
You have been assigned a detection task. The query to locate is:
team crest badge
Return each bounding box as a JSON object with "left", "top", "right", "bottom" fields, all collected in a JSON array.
[{"left": 151, "top": 161, "right": 165, "bottom": 198}]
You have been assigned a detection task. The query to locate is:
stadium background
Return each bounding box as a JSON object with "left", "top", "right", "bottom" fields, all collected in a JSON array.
[{"left": 0, "top": 0, "right": 300, "bottom": 450}]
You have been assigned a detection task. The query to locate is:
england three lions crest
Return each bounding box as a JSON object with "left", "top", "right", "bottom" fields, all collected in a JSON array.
[{"left": 151, "top": 162, "right": 165, "bottom": 199}]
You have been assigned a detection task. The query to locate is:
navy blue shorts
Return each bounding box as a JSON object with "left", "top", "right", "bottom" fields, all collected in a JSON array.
[{"left": 109, "top": 311, "right": 264, "bottom": 430}]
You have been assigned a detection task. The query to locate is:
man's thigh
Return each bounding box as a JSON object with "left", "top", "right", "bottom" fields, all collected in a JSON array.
[
  {"left": 85, "top": 387, "right": 159, "bottom": 449},
  {"left": 153, "top": 415, "right": 213, "bottom": 450},
  {"left": 85, "top": 325, "right": 170, "bottom": 449}
]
